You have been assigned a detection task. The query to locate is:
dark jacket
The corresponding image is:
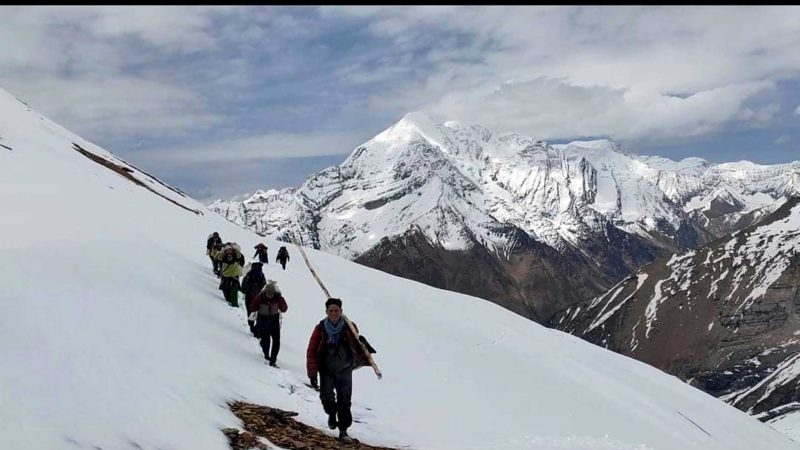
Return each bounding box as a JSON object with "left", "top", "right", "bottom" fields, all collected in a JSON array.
[
  {"left": 254, "top": 247, "right": 269, "bottom": 263},
  {"left": 207, "top": 235, "right": 222, "bottom": 251},
  {"left": 276, "top": 247, "right": 290, "bottom": 262},
  {"left": 306, "top": 319, "right": 366, "bottom": 378},
  {"left": 241, "top": 270, "right": 266, "bottom": 306}
]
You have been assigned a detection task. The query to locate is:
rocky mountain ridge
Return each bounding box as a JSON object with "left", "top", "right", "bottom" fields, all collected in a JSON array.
[
  {"left": 210, "top": 113, "right": 800, "bottom": 322},
  {"left": 553, "top": 197, "right": 800, "bottom": 426}
]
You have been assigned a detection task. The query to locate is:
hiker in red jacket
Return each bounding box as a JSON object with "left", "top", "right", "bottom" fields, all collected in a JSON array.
[
  {"left": 249, "top": 281, "right": 287, "bottom": 367},
  {"left": 306, "top": 298, "right": 365, "bottom": 443}
]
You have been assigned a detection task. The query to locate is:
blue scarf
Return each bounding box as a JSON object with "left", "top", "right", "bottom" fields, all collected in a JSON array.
[{"left": 323, "top": 317, "right": 346, "bottom": 346}]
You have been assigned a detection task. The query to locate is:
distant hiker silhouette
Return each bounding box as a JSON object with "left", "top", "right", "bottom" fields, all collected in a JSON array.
[
  {"left": 253, "top": 243, "right": 269, "bottom": 264},
  {"left": 306, "top": 298, "right": 373, "bottom": 443},
  {"left": 250, "top": 280, "right": 287, "bottom": 367},
  {"left": 206, "top": 232, "right": 222, "bottom": 273},
  {"left": 241, "top": 262, "right": 266, "bottom": 336},
  {"left": 276, "top": 246, "right": 290, "bottom": 270},
  {"left": 218, "top": 243, "right": 244, "bottom": 307}
]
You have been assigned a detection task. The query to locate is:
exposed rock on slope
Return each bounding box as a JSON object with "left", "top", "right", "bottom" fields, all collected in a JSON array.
[{"left": 554, "top": 197, "right": 800, "bottom": 424}]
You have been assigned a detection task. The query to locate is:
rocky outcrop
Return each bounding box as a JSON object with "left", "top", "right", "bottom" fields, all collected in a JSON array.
[
  {"left": 226, "top": 401, "right": 398, "bottom": 450},
  {"left": 356, "top": 221, "right": 659, "bottom": 323}
]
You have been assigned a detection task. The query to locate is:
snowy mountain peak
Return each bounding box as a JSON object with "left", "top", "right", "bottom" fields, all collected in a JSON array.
[
  {"left": 371, "top": 111, "right": 444, "bottom": 148},
  {"left": 215, "top": 115, "right": 800, "bottom": 262}
]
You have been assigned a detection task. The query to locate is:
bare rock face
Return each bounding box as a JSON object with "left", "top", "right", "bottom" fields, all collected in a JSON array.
[
  {"left": 209, "top": 114, "right": 799, "bottom": 324},
  {"left": 554, "top": 197, "right": 800, "bottom": 423},
  {"left": 356, "top": 223, "right": 657, "bottom": 323}
]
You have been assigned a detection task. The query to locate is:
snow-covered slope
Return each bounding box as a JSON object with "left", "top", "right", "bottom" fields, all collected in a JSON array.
[{"left": 1, "top": 87, "right": 798, "bottom": 449}]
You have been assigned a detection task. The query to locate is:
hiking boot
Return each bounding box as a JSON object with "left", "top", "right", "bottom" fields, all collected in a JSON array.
[
  {"left": 338, "top": 429, "right": 352, "bottom": 443},
  {"left": 269, "top": 361, "right": 279, "bottom": 368},
  {"left": 328, "top": 414, "right": 338, "bottom": 430}
]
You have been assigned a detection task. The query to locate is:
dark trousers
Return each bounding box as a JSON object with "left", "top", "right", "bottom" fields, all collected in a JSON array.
[
  {"left": 210, "top": 256, "right": 220, "bottom": 274},
  {"left": 245, "top": 296, "right": 258, "bottom": 336},
  {"left": 278, "top": 258, "right": 287, "bottom": 270},
  {"left": 220, "top": 277, "right": 239, "bottom": 307},
  {"left": 256, "top": 315, "right": 281, "bottom": 364},
  {"left": 320, "top": 370, "right": 353, "bottom": 431}
]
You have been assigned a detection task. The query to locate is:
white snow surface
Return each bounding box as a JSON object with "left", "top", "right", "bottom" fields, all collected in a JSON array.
[
  {"left": 1, "top": 89, "right": 799, "bottom": 449},
  {"left": 211, "top": 113, "right": 799, "bottom": 260},
  {"left": 771, "top": 411, "right": 800, "bottom": 442}
]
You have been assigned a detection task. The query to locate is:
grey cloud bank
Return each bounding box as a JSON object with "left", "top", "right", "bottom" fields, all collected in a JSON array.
[{"left": 1, "top": 6, "right": 799, "bottom": 199}]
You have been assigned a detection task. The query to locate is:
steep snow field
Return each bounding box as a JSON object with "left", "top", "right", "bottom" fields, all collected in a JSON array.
[{"left": 0, "top": 88, "right": 797, "bottom": 449}]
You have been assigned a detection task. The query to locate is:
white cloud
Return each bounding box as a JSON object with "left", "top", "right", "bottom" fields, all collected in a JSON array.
[
  {"left": 135, "top": 131, "right": 366, "bottom": 166},
  {"left": 335, "top": 6, "right": 800, "bottom": 140},
  {"left": 795, "top": 105, "right": 800, "bottom": 115},
  {"left": 89, "top": 6, "right": 220, "bottom": 53},
  {"left": 1, "top": 76, "right": 221, "bottom": 141},
  {"left": 374, "top": 77, "right": 774, "bottom": 141},
  {"left": 3, "top": 5, "right": 800, "bottom": 162},
  {"left": 736, "top": 103, "right": 781, "bottom": 127},
  {"left": 774, "top": 135, "right": 791, "bottom": 145}
]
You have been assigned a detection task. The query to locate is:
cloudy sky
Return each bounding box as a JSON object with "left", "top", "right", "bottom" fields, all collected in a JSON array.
[{"left": 2, "top": 6, "right": 799, "bottom": 201}]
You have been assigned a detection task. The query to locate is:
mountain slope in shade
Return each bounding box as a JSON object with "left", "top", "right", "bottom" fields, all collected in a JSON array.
[
  {"left": 210, "top": 113, "right": 799, "bottom": 323},
  {"left": 554, "top": 197, "right": 800, "bottom": 428},
  {"left": 2, "top": 86, "right": 799, "bottom": 449}
]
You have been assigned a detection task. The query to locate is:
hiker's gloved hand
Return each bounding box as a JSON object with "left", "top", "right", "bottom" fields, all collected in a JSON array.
[{"left": 309, "top": 375, "right": 319, "bottom": 390}]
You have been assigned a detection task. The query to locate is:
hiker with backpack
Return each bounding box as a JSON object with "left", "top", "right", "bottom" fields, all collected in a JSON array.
[
  {"left": 240, "top": 262, "right": 266, "bottom": 336},
  {"left": 253, "top": 243, "right": 269, "bottom": 264},
  {"left": 276, "top": 246, "right": 290, "bottom": 270},
  {"left": 209, "top": 242, "right": 224, "bottom": 277},
  {"left": 306, "top": 298, "right": 368, "bottom": 443},
  {"left": 249, "top": 281, "right": 288, "bottom": 367},
  {"left": 218, "top": 243, "right": 245, "bottom": 307},
  {"left": 206, "top": 232, "right": 223, "bottom": 273}
]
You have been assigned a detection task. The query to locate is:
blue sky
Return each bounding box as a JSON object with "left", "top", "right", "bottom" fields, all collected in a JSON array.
[{"left": 2, "top": 6, "right": 799, "bottom": 201}]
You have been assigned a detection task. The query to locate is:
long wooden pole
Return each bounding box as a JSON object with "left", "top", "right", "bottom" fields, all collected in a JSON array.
[{"left": 289, "top": 235, "right": 383, "bottom": 379}]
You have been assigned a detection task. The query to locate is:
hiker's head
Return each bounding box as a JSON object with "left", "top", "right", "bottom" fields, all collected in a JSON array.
[
  {"left": 212, "top": 232, "right": 219, "bottom": 237},
  {"left": 251, "top": 262, "right": 263, "bottom": 272},
  {"left": 264, "top": 282, "right": 276, "bottom": 298},
  {"left": 325, "top": 298, "right": 343, "bottom": 323}
]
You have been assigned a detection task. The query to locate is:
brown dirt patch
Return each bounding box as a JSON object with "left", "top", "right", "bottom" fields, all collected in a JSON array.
[
  {"left": 226, "top": 401, "right": 401, "bottom": 450},
  {"left": 72, "top": 142, "right": 202, "bottom": 215}
]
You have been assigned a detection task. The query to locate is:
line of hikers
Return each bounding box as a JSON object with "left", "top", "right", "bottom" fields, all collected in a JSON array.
[
  {"left": 204, "top": 231, "right": 366, "bottom": 442},
  {"left": 207, "top": 233, "right": 290, "bottom": 281}
]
